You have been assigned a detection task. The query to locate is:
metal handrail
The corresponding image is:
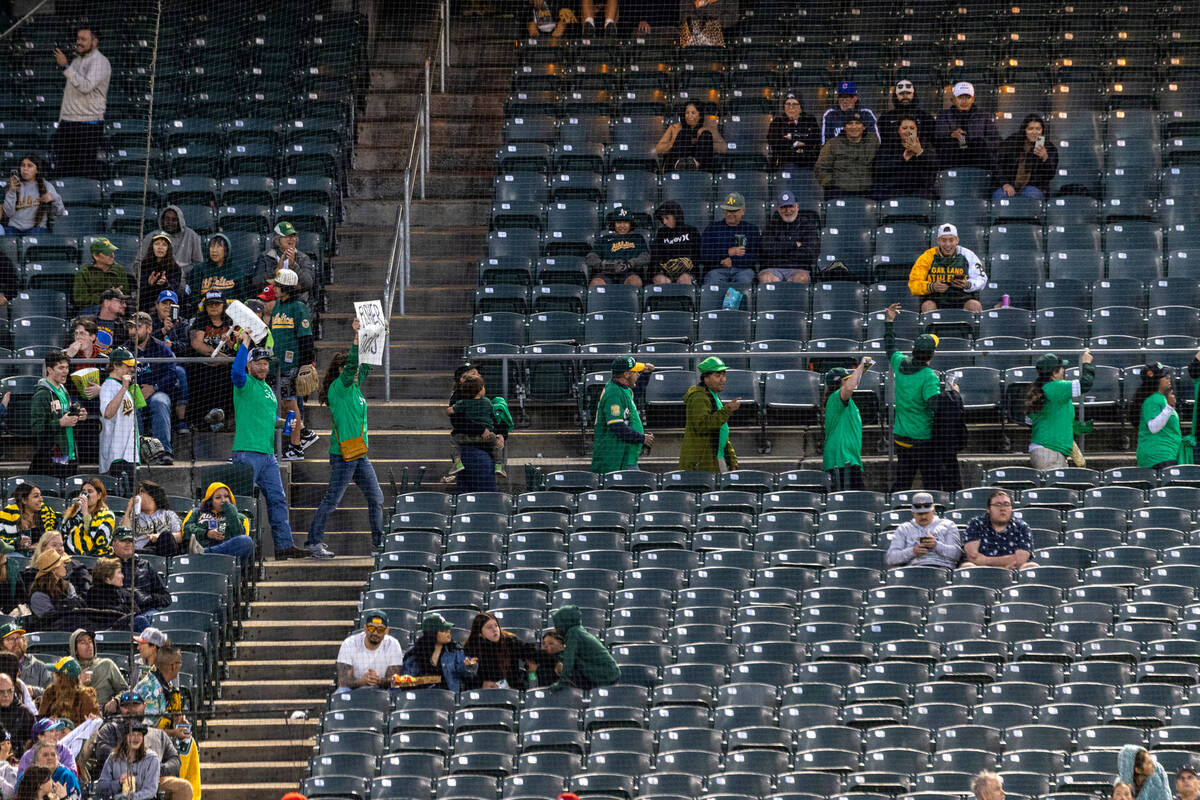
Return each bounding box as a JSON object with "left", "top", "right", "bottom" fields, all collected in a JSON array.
[{"left": 382, "top": 0, "right": 450, "bottom": 402}]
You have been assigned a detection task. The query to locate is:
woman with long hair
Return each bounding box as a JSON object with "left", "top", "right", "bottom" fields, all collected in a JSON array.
[
  {"left": 60, "top": 478, "right": 115, "bottom": 556},
  {"left": 400, "top": 614, "right": 478, "bottom": 693},
  {"left": 1026, "top": 350, "right": 1094, "bottom": 470},
  {"left": 28, "top": 549, "right": 79, "bottom": 623},
  {"left": 137, "top": 233, "right": 182, "bottom": 313},
  {"left": 181, "top": 482, "right": 254, "bottom": 565},
  {"left": 655, "top": 101, "right": 726, "bottom": 171},
  {"left": 993, "top": 114, "right": 1059, "bottom": 201},
  {"left": 0, "top": 485, "right": 58, "bottom": 553},
  {"left": 97, "top": 719, "right": 160, "bottom": 800},
  {"left": 120, "top": 481, "right": 181, "bottom": 558},
  {"left": 304, "top": 318, "right": 384, "bottom": 555},
  {"left": 12, "top": 765, "right": 65, "bottom": 800},
  {"left": 1116, "top": 745, "right": 1171, "bottom": 800},
  {"left": 1130, "top": 362, "right": 1182, "bottom": 468},
  {"left": 2, "top": 156, "right": 63, "bottom": 236},
  {"left": 37, "top": 656, "right": 99, "bottom": 726},
  {"left": 463, "top": 612, "right": 540, "bottom": 691}
]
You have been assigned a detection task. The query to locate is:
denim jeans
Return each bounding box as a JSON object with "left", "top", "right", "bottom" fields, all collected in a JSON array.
[
  {"left": 232, "top": 450, "right": 295, "bottom": 552},
  {"left": 991, "top": 185, "right": 1045, "bottom": 201},
  {"left": 140, "top": 390, "right": 172, "bottom": 454},
  {"left": 306, "top": 454, "right": 385, "bottom": 548},
  {"left": 705, "top": 267, "right": 756, "bottom": 285},
  {"left": 172, "top": 366, "right": 189, "bottom": 404},
  {"left": 205, "top": 534, "right": 255, "bottom": 566},
  {"left": 4, "top": 226, "right": 46, "bottom": 236}
]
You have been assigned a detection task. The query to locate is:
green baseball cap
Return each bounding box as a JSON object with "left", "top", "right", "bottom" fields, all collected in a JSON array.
[
  {"left": 90, "top": 237, "right": 118, "bottom": 255},
  {"left": 363, "top": 609, "right": 389, "bottom": 628},
  {"left": 1036, "top": 352, "right": 1068, "bottom": 376},
  {"left": 697, "top": 356, "right": 728, "bottom": 374},
  {"left": 50, "top": 656, "right": 81, "bottom": 679},
  {"left": 720, "top": 192, "right": 746, "bottom": 211},
  {"left": 0, "top": 623, "right": 25, "bottom": 639},
  {"left": 114, "top": 526, "right": 135, "bottom": 542},
  {"left": 109, "top": 347, "right": 135, "bottom": 367},
  {"left": 420, "top": 613, "right": 453, "bottom": 634},
  {"left": 913, "top": 333, "right": 939, "bottom": 354},
  {"left": 825, "top": 366, "right": 852, "bottom": 388},
  {"left": 274, "top": 220, "right": 297, "bottom": 237},
  {"left": 611, "top": 356, "right": 645, "bottom": 375}
]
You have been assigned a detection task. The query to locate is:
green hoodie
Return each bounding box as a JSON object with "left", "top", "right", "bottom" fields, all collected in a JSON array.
[
  {"left": 549, "top": 605, "right": 620, "bottom": 692},
  {"left": 30, "top": 378, "right": 74, "bottom": 461}
]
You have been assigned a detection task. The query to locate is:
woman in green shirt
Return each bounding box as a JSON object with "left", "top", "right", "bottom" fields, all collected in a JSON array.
[
  {"left": 1026, "top": 349, "right": 1093, "bottom": 470},
  {"left": 305, "top": 319, "right": 383, "bottom": 555},
  {"left": 1131, "top": 363, "right": 1182, "bottom": 469},
  {"left": 823, "top": 357, "right": 873, "bottom": 490}
]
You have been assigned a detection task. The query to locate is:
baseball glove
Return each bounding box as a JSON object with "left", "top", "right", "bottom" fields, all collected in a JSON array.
[
  {"left": 294, "top": 363, "right": 320, "bottom": 397},
  {"left": 660, "top": 257, "right": 694, "bottom": 278}
]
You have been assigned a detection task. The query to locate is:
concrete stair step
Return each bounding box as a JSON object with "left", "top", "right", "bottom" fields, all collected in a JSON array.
[
  {"left": 257, "top": 580, "right": 371, "bottom": 602},
  {"left": 326, "top": 286, "right": 474, "bottom": 315},
  {"left": 201, "top": 762, "right": 308, "bottom": 787},
  {"left": 261, "top": 558, "right": 374, "bottom": 582},
  {"left": 201, "top": 739, "right": 314, "bottom": 764},
  {"left": 233, "top": 640, "right": 344, "bottom": 662},
  {"left": 205, "top": 717, "right": 320, "bottom": 742},
  {"left": 349, "top": 170, "right": 491, "bottom": 201},
  {"left": 213, "top": 698, "right": 326, "bottom": 716},
  {"left": 249, "top": 600, "right": 361, "bottom": 623},
  {"left": 205, "top": 782, "right": 304, "bottom": 800},
  {"left": 226, "top": 659, "right": 336, "bottom": 682},
  {"left": 220, "top": 678, "right": 333, "bottom": 699}
]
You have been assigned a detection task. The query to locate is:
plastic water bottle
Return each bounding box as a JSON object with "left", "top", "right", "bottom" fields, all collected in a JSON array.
[{"left": 283, "top": 410, "right": 296, "bottom": 436}]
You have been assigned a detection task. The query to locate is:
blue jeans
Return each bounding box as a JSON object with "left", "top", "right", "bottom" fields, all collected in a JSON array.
[
  {"left": 705, "top": 267, "right": 756, "bottom": 285},
  {"left": 459, "top": 445, "right": 498, "bottom": 493},
  {"left": 232, "top": 450, "right": 295, "bottom": 552},
  {"left": 992, "top": 185, "right": 1045, "bottom": 200},
  {"left": 205, "top": 534, "right": 255, "bottom": 566},
  {"left": 306, "top": 454, "right": 385, "bottom": 548},
  {"left": 172, "top": 366, "right": 189, "bottom": 404},
  {"left": 4, "top": 226, "right": 46, "bottom": 236},
  {"left": 139, "top": 390, "right": 172, "bottom": 454}
]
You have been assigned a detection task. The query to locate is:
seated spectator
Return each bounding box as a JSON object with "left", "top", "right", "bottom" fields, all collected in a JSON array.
[
  {"left": 934, "top": 82, "right": 1000, "bottom": 172},
  {"left": 85, "top": 690, "right": 188, "bottom": 800},
  {"left": 768, "top": 92, "right": 820, "bottom": 169},
  {"left": 0, "top": 485, "right": 58, "bottom": 553},
  {"left": 127, "top": 311, "right": 176, "bottom": 465},
  {"left": 885, "top": 493, "right": 962, "bottom": 569},
  {"left": 16, "top": 760, "right": 78, "bottom": 800},
  {"left": 1116, "top": 746, "right": 1169, "bottom": 800},
  {"left": 759, "top": 190, "right": 818, "bottom": 284},
  {"left": 530, "top": 631, "right": 565, "bottom": 688},
  {"left": 186, "top": 234, "right": 245, "bottom": 305},
  {"left": 873, "top": 115, "right": 938, "bottom": 199},
  {"left": 820, "top": 81, "right": 880, "bottom": 144},
  {"left": 180, "top": 482, "right": 255, "bottom": 566},
  {"left": 547, "top": 605, "right": 619, "bottom": 692},
  {"left": 83, "top": 558, "right": 148, "bottom": 633},
  {"left": 815, "top": 111, "right": 878, "bottom": 199},
  {"left": 400, "top": 614, "right": 478, "bottom": 693},
  {"left": 2, "top": 157, "right": 63, "bottom": 236},
  {"left": 73, "top": 238, "right": 130, "bottom": 314},
  {"left": 993, "top": 114, "right": 1058, "bottom": 201},
  {"left": 119, "top": 482, "right": 181, "bottom": 559},
  {"left": 679, "top": 0, "right": 737, "bottom": 46},
  {"left": 700, "top": 192, "right": 760, "bottom": 285},
  {"left": 586, "top": 207, "right": 649, "bottom": 287},
  {"left": 655, "top": 102, "right": 725, "bottom": 171},
  {"left": 648, "top": 201, "right": 700, "bottom": 284},
  {"left": 91, "top": 288, "right": 130, "bottom": 354},
  {"left": 134, "top": 234, "right": 182, "bottom": 314},
  {"left": 98, "top": 348, "right": 137, "bottom": 488},
  {"left": 27, "top": 550, "right": 80, "bottom": 624},
  {"left": 908, "top": 223, "right": 986, "bottom": 312},
  {"left": 36, "top": 658, "right": 98, "bottom": 728},
  {"left": 527, "top": 0, "right": 619, "bottom": 37},
  {"left": 271, "top": 269, "right": 319, "bottom": 461},
  {"left": 878, "top": 79, "right": 936, "bottom": 145},
  {"left": 0, "top": 627, "right": 50, "bottom": 694},
  {"left": 463, "top": 612, "right": 540, "bottom": 690},
  {"left": 1177, "top": 764, "right": 1198, "bottom": 800},
  {"left": 336, "top": 610, "right": 404, "bottom": 690},
  {"left": 132, "top": 645, "right": 197, "bottom": 799},
  {"left": 95, "top": 720, "right": 158, "bottom": 800},
  {"left": 187, "top": 291, "right": 237, "bottom": 425},
  {"left": 134, "top": 206, "right": 201, "bottom": 272},
  {"left": 60, "top": 478, "right": 115, "bottom": 557},
  {"left": 251, "top": 221, "right": 314, "bottom": 304},
  {"left": 25, "top": 532, "right": 89, "bottom": 604},
  {"left": 0, "top": 541, "right": 18, "bottom": 614},
  {"left": 0, "top": 675, "right": 31, "bottom": 752},
  {"left": 68, "top": 630, "right": 126, "bottom": 713},
  {"left": 961, "top": 489, "right": 1036, "bottom": 569}
]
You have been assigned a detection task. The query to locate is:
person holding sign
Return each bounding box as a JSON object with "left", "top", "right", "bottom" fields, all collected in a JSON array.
[
  {"left": 270, "top": 269, "right": 318, "bottom": 462},
  {"left": 305, "top": 319, "right": 383, "bottom": 558}
]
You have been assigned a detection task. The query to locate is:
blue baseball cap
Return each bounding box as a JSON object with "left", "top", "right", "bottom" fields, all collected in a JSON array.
[
  {"left": 777, "top": 191, "right": 797, "bottom": 207},
  {"left": 837, "top": 80, "right": 858, "bottom": 95},
  {"left": 157, "top": 290, "right": 178, "bottom": 304}
]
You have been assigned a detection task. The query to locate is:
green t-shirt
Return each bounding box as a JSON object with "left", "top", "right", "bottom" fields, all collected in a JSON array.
[
  {"left": 1030, "top": 379, "right": 1076, "bottom": 456},
  {"left": 328, "top": 344, "right": 371, "bottom": 457},
  {"left": 890, "top": 351, "right": 940, "bottom": 440},
  {"left": 270, "top": 299, "right": 312, "bottom": 371},
  {"left": 1137, "top": 392, "right": 1182, "bottom": 467},
  {"left": 590, "top": 380, "right": 643, "bottom": 474},
  {"left": 824, "top": 392, "right": 863, "bottom": 470},
  {"left": 233, "top": 364, "right": 278, "bottom": 454}
]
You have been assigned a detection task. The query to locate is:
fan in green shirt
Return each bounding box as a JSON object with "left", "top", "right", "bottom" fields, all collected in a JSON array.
[
  {"left": 1131, "top": 362, "right": 1183, "bottom": 468},
  {"left": 590, "top": 356, "right": 655, "bottom": 474},
  {"left": 883, "top": 303, "right": 942, "bottom": 492},
  {"left": 823, "top": 357, "right": 873, "bottom": 490},
  {"left": 1027, "top": 350, "right": 1094, "bottom": 469}
]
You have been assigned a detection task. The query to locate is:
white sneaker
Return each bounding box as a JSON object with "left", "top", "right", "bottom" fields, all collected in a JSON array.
[{"left": 308, "top": 542, "right": 335, "bottom": 560}]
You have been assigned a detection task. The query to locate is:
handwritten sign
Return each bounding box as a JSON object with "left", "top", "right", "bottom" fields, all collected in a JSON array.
[
  {"left": 354, "top": 300, "right": 387, "bottom": 366},
  {"left": 225, "top": 300, "right": 269, "bottom": 345}
]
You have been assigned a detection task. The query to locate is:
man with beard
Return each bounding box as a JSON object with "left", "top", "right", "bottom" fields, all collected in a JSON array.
[
  {"left": 878, "top": 79, "right": 936, "bottom": 146},
  {"left": 0, "top": 674, "right": 33, "bottom": 755},
  {"left": 111, "top": 530, "right": 171, "bottom": 615},
  {"left": 336, "top": 610, "right": 404, "bottom": 689}
]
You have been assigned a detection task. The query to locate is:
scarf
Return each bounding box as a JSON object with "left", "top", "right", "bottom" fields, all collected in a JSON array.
[{"left": 709, "top": 388, "right": 729, "bottom": 464}]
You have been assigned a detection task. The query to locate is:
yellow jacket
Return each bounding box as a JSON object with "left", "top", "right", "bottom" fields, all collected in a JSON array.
[{"left": 908, "top": 245, "right": 986, "bottom": 296}]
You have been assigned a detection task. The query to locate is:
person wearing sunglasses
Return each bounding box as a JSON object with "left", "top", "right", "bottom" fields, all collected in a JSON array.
[{"left": 335, "top": 610, "right": 403, "bottom": 690}]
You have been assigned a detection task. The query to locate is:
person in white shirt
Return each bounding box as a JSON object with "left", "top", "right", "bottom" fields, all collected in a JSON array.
[
  {"left": 99, "top": 348, "right": 137, "bottom": 488},
  {"left": 52, "top": 27, "right": 111, "bottom": 179},
  {"left": 335, "top": 610, "right": 404, "bottom": 689},
  {"left": 885, "top": 492, "right": 963, "bottom": 570}
]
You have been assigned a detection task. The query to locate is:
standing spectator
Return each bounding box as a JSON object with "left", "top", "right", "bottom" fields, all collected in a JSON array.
[
  {"left": 0, "top": 485, "right": 58, "bottom": 553},
  {"left": 251, "top": 222, "right": 314, "bottom": 304},
  {"left": 59, "top": 478, "right": 115, "bottom": 557},
  {"left": 185, "top": 234, "right": 244, "bottom": 304},
  {"left": 84, "top": 558, "right": 149, "bottom": 632},
  {"left": 62, "top": 319, "right": 103, "bottom": 468},
  {"left": 962, "top": 489, "right": 1035, "bottom": 569},
  {"left": 768, "top": 93, "right": 820, "bottom": 169},
  {"left": 400, "top": 614, "right": 478, "bottom": 693},
  {"left": 306, "top": 319, "right": 383, "bottom": 556},
  {"left": 51, "top": 27, "right": 110, "bottom": 179},
  {"left": 36, "top": 658, "right": 98, "bottom": 727},
  {"left": 149, "top": 291, "right": 188, "bottom": 435},
  {"left": 98, "top": 348, "right": 137, "bottom": 488},
  {"left": 270, "top": 269, "right": 318, "bottom": 462},
  {"left": 815, "top": 111, "right": 879, "bottom": 199},
  {"left": 127, "top": 312, "right": 176, "bottom": 465},
  {"left": 655, "top": 102, "right": 725, "bottom": 171},
  {"left": 30, "top": 352, "right": 84, "bottom": 479},
  {"left": 448, "top": 376, "right": 502, "bottom": 493},
  {"left": 527, "top": 0, "right": 620, "bottom": 38},
  {"left": 993, "top": 114, "right": 1058, "bottom": 201},
  {"left": 873, "top": 115, "right": 938, "bottom": 200},
  {"left": 1131, "top": 363, "right": 1183, "bottom": 469},
  {"left": 119, "top": 482, "right": 181, "bottom": 559},
  {"left": 111, "top": 533, "right": 171, "bottom": 620},
  {"left": 931, "top": 377, "right": 967, "bottom": 494},
  {"left": 908, "top": 224, "right": 986, "bottom": 312},
  {"left": 878, "top": 79, "right": 936, "bottom": 145},
  {"left": 180, "top": 482, "right": 255, "bottom": 566},
  {"left": 463, "top": 612, "right": 540, "bottom": 690},
  {"left": 679, "top": 0, "right": 738, "bottom": 47},
  {"left": 95, "top": 720, "right": 159, "bottom": 800},
  {"left": 820, "top": 80, "right": 880, "bottom": 144},
  {"left": 823, "top": 359, "right": 873, "bottom": 490},
  {"left": 546, "top": 605, "right": 620, "bottom": 692},
  {"left": 188, "top": 290, "right": 237, "bottom": 426},
  {"left": 73, "top": 239, "right": 130, "bottom": 316},
  {"left": 885, "top": 492, "right": 962, "bottom": 569},
  {"left": 230, "top": 330, "right": 310, "bottom": 560},
  {"left": 91, "top": 288, "right": 130, "bottom": 355},
  {"left": 700, "top": 192, "right": 760, "bottom": 284},
  {"left": 133, "top": 207, "right": 202, "bottom": 273},
  {"left": 759, "top": 191, "right": 819, "bottom": 284},
  {"left": 133, "top": 234, "right": 181, "bottom": 314},
  {"left": 649, "top": 201, "right": 701, "bottom": 284},
  {"left": 884, "top": 304, "right": 940, "bottom": 492},
  {"left": 590, "top": 356, "right": 654, "bottom": 474},
  {"left": 336, "top": 610, "right": 403, "bottom": 690},
  {"left": 934, "top": 82, "right": 1001, "bottom": 172},
  {"left": 1027, "top": 350, "right": 1094, "bottom": 470},
  {"left": 68, "top": 630, "right": 126, "bottom": 712},
  {"left": 679, "top": 357, "right": 741, "bottom": 474},
  {"left": 63, "top": 318, "right": 102, "bottom": 372},
  {"left": 586, "top": 208, "right": 649, "bottom": 287},
  {"left": 2, "top": 157, "right": 64, "bottom": 236}
]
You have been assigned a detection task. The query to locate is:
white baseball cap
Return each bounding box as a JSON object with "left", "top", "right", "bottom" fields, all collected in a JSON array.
[
  {"left": 275, "top": 268, "right": 299, "bottom": 287},
  {"left": 937, "top": 223, "right": 958, "bottom": 238},
  {"left": 952, "top": 81, "right": 975, "bottom": 97}
]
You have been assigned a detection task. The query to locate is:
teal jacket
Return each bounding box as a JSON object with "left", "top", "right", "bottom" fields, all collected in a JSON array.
[{"left": 549, "top": 605, "right": 620, "bottom": 691}]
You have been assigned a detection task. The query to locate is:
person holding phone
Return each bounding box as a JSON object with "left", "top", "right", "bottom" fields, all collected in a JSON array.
[
  {"left": 872, "top": 116, "right": 938, "bottom": 201},
  {"left": 993, "top": 114, "right": 1058, "bottom": 200},
  {"left": 180, "top": 482, "right": 254, "bottom": 565},
  {"left": 134, "top": 233, "right": 182, "bottom": 314},
  {"left": 885, "top": 492, "right": 962, "bottom": 569},
  {"left": 2, "top": 156, "right": 64, "bottom": 236}
]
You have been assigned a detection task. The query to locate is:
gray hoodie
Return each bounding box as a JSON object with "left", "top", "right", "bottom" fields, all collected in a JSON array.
[
  {"left": 885, "top": 515, "right": 962, "bottom": 569},
  {"left": 134, "top": 205, "right": 202, "bottom": 270},
  {"left": 2, "top": 179, "right": 64, "bottom": 232}
]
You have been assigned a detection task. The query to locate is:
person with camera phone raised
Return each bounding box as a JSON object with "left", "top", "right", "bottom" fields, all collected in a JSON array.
[{"left": 30, "top": 352, "right": 86, "bottom": 479}]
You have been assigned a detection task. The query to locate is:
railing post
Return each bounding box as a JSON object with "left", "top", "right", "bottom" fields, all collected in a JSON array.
[
  {"left": 404, "top": 169, "right": 413, "bottom": 304},
  {"left": 440, "top": 0, "right": 448, "bottom": 93}
]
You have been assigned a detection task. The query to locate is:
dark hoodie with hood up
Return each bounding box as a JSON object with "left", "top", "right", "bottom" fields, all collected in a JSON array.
[
  {"left": 548, "top": 605, "right": 620, "bottom": 692},
  {"left": 186, "top": 233, "right": 249, "bottom": 303},
  {"left": 134, "top": 205, "right": 203, "bottom": 270}
]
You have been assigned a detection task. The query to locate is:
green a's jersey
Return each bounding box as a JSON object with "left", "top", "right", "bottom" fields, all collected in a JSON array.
[
  {"left": 590, "top": 380, "right": 643, "bottom": 474},
  {"left": 824, "top": 392, "right": 863, "bottom": 470},
  {"left": 270, "top": 299, "right": 312, "bottom": 371},
  {"left": 1030, "top": 379, "right": 1076, "bottom": 456},
  {"left": 890, "top": 351, "right": 939, "bottom": 440}
]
